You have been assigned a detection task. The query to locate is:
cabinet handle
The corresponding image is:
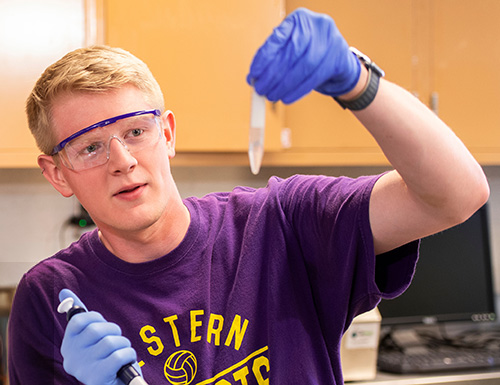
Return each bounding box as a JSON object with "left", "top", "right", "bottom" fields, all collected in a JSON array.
[
  {"left": 430, "top": 92, "right": 439, "bottom": 116},
  {"left": 281, "top": 127, "right": 292, "bottom": 149}
]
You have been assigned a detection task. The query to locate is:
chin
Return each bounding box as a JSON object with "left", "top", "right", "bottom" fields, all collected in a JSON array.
[{"left": 101, "top": 208, "right": 165, "bottom": 233}]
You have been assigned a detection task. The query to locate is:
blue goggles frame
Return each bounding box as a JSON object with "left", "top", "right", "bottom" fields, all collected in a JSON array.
[{"left": 51, "top": 109, "right": 162, "bottom": 156}]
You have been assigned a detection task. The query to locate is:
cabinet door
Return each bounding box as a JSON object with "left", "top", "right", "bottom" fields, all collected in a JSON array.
[
  {"left": 105, "top": 0, "right": 285, "bottom": 153},
  {"left": 431, "top": 0, "right": 500, "bottom": 163},
  {"left": 279, "top": 0, "right": 413, "bottom": 165},
  {"left": 0, "top": 0, "right": 88, "bottom": 167}
]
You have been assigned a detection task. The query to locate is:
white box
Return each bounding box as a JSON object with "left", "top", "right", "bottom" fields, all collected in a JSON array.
[{"left": 340, "top": 307, "right": 381, "bottom": 381}]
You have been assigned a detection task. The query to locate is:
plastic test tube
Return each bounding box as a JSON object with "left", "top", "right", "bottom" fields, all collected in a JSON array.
[
  {"left": 248, "top": 88, "right": 266, "bottom": 175},
  {"left": 57, "top": 297, "right": 149, "bottom": 385}
]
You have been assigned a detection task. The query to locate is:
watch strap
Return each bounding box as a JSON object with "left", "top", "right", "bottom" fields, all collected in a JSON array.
[
  {"left": 335, "top": 66, "right": 381, "bottom": 111},
  {"left": 334, "top": 47, "right": 384, "bottom": 111}
]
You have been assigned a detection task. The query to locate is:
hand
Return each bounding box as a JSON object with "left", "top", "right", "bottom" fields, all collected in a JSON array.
[
  {"left": 247, "top": 7, "right": 360, "bottom": 104},
  {"left": 59, "top": 289, "right": 141, "bottom": 385}
]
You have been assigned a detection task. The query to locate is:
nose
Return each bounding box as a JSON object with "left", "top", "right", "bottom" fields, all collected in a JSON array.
[{"left": 106, "top": 136, "right": 138, "bottom": 173}]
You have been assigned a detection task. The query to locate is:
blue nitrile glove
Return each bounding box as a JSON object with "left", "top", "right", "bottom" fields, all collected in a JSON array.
[
  {"left": 247, "top": 7, "right": 361, "bottom": 104},
  {"left": 59, "top": 289, "right": 141, "bottom": 385}
]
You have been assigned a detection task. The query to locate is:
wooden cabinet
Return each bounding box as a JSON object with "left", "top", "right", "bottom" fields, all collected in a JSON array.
[
  {"left": 272, "top": 0, "right": 413, "bottom": 166},
  {"left": 429, "top": 0, "right": 500, "bottom": 163},
  {"left": 104, "top": 0, "right": 285, "bottom": 157},
  {"left": 0, "top": 0, "right": 97, "bottom": 168},
  {"left": 272, "top": 0, "right": 500, "bottom": 166},
  {"left": 3, "top": 0, "right": 500, "bottom": 167}
]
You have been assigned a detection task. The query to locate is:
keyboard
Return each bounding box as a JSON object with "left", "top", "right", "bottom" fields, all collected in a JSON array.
[{"left": 378, "top": 347, "right": 500, "bottom": 374}]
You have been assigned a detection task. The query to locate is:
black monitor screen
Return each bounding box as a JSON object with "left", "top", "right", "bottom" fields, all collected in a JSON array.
[{"left": 378, "top": 204, "right": 497, "bottom": 325}]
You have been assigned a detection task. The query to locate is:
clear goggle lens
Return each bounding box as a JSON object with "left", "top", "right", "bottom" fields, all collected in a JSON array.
[{"left": 59, "top": 112, "right": 161, "bottom": 171}]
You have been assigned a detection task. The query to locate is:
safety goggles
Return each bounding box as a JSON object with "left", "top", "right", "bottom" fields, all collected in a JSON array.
[{"left": 51, "top": 109, "right": 162, "bottom": 171}]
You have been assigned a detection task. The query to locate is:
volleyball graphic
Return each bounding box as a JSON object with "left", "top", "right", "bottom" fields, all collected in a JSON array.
[{"left": 164, "top": 350, "right": 198, "bottom": 385}]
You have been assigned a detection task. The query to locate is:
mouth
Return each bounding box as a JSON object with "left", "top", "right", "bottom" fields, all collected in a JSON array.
[{"left": 113, "top": 183, "right": 146, "bottom": 197}]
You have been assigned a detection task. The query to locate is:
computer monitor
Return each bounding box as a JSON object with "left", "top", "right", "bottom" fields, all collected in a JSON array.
[{"left": 378, "top": 204, "right": 497, "bottom": 326}]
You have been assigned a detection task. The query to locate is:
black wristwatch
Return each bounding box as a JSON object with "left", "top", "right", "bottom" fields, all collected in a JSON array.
[{"left": 335, "top": 47, "right": 385, "bottom": 111}]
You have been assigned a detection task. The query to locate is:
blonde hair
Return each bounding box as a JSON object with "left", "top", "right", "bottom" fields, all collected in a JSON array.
[{"left": 26, "top": 46, "right": 165, "bottom": 154}]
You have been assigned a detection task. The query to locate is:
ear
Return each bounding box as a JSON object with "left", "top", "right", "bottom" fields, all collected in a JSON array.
[
  {"left": 38, "top": 155, "right": 74, "bottom": 198},
  {"left": 161, "top": 110, "right": 176, "bottom": 159}
]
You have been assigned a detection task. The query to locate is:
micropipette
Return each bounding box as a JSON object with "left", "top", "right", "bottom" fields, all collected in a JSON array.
[
  {"left": 248, "top": 88, "right": 266, "bottom": 175},
  {"left": 58, "top": 297, "right": 149, "bottom": 385}
]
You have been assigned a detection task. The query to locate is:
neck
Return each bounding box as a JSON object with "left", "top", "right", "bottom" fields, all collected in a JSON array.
[{"left": 98, "top": 203, "right": 191, "bottom": 263}]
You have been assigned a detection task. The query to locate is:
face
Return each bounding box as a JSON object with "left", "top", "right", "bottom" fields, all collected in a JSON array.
[{"left": 39, "top": 85, "right": 182, "bottom": 236}]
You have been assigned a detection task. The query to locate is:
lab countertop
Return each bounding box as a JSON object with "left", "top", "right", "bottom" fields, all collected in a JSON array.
[{"left": 350, "top": 369, "right": 500, "bottom": 385}]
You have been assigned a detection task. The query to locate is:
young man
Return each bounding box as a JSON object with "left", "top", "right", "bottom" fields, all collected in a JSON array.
[{"left": 8, "top": 8, "right": 488, "bottom": 385}]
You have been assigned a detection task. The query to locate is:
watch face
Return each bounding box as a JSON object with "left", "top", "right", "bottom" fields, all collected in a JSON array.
[
  {"left": 349, "top": 47, "right": 385, "bottom": 77},
  {"left": 349, "top": 47, "right": 370, "bottom": 63},
  {"left": 371, "top": 62, "right": 385, "bottom": 78}
]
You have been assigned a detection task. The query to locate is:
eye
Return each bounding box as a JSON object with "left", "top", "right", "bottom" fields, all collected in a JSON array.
[
  {"left": 84, "top": 144, "right": 98, "bottom": 153},
  {"left": 123, "top": 117, "right": 157, "bottom": 142},
  {"left": 77, "top": 142, "right": 104, "bottom": 156},
  {"left": 125, "top": 126, "right": 151, "bottom": 141},
  {"left": 130, "top": 128, "right": 144, "bottom": 137}
]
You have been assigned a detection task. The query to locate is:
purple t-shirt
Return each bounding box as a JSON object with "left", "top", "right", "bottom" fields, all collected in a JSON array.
[{"left": 8, "top": 174, "right": 418, "bottom": 384}]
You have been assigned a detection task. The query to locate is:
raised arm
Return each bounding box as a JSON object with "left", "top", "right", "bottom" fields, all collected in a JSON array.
[
  {"left": 344, "top": 69, "right": 489, "bottom": 254},
  {"left": 248, "top": 8, "right": 489, "bottom": 254}
]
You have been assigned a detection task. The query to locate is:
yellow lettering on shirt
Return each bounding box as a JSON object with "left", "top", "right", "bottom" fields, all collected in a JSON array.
[
  {"left": 233, "top": 366, "right": 250, "bottom": 384},
  {"left": 207, "top": 313, "right": 224, "bottom": 346},
  {"left": 224, "top": 314, "right": 249, "bottom": 351},
  {"left": 139, "top": 325, "right": 164, "bottom": 356},
  {"left": 191, "top": 309, "right": 204, "bottom": 343},
  {"left": 252, "top": 356, "right": 270, "bottom": 385},
  {"left": 163, "top": 315, "right": 180, "bottom": 347},
  {"left": 196, "top": 347, "right": 269, "bottom": 385}
]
